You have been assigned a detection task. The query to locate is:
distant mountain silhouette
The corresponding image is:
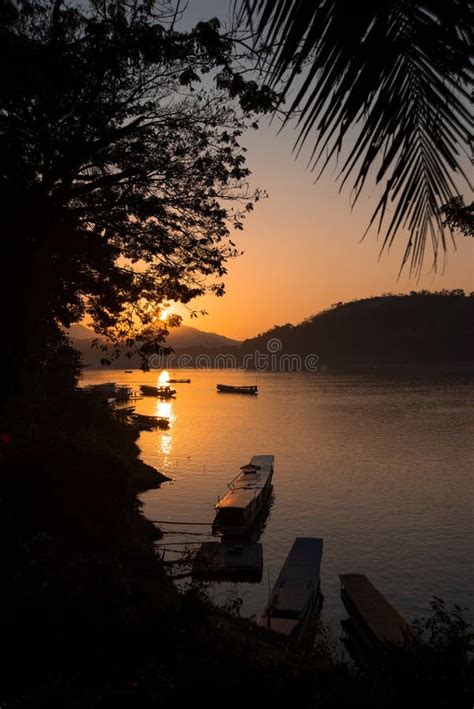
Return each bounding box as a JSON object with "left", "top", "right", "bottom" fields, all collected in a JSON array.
[
  {"left": 166, "top": 325, "right": 239, "bottom": 349},
  {"left": 241, "top": 291, "right": 473, "bottom": 370},
  {"left": 69, "top": 323, "right": 240, "bottom": 367},
  {"left": 70, "top": 292, "right": 473, "bottom": 370},
  {"left": 68, "top": 323, "right": 239, "bottom": 348}
]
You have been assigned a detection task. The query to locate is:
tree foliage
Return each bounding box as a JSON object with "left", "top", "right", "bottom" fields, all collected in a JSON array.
[
  {"left": 0, "top": 0, "right": 276, "bottom": 380},
  {"left": 243, "top": 0, "right": 473, "bottom": 274},
  {"left": 441, "top": 196, "right": 474, "bottom": 238}
]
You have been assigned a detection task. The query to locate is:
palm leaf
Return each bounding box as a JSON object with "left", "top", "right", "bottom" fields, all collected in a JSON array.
[{"left": 243, "top": 0, "right": 472, "bottom": 273}]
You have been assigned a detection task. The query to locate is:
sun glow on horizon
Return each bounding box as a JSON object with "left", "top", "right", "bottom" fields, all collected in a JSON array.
[{"left": 158, "top": 370, "right": 170, "bottom": 385}]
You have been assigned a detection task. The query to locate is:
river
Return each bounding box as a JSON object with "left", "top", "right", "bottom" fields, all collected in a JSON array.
[{"left": 83, "top": 368, "right": 474, "bottom": 635}]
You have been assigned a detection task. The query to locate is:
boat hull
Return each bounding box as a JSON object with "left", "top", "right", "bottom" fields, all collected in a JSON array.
[
  {"left": 338, "top": 574, "right": 409, "bottom": 654},
  {"left": 217, "top": 384, "right": 257, "bottom": 395}
]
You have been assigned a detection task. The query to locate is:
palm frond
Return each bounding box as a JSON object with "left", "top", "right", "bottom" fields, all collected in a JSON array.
[{"left": 244, "top": 0, "right": 473, "bottom": 274}]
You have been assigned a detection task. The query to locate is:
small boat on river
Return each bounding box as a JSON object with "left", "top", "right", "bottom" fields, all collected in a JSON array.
[
  {"left": 212, "top": 455, "right": 274, "bottom": 536},
  {"left": 130, "top": 413, "right": 170, "bottom": 431},
  {"left": 259, "top": 537, "right": 324, "bottom": 639},
  {"left": 168, "top": 378, "right": 191, "bottom": 383},
  {"left": 82, "top": 383, "right": 134, "bottom": 402},
  {"left": 140, "top": 384, "right": 176, "bottom": 398},
  {"left": 217, "top": 384, "right": 257, "bottom": 395}
]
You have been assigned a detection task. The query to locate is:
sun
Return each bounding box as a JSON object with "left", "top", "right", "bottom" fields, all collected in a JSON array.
[
  {"left": 158, "top": 370, "right": 170, "bottom": 385},
  {"left": 160, "top": 307, "right": 171, "bottom": 322}
]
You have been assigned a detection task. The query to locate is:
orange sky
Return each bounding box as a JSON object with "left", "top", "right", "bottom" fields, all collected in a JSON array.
[
  {"left": 166, "top": 2, "right": 474, "bottom": 340},
  {"left": 171, "top": 122, "right": 473, "bottom": 340}
]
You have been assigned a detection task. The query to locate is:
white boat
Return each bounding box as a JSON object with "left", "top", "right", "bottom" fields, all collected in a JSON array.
[
  {"left": 259, "top": 537, "right": 324, "bottom": 638},
  {"left": 212, "top": 455, "right": 274, "bottom": 536}
]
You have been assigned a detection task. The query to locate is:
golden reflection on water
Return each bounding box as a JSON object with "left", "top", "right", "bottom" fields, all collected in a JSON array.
[
  {"left": 155, "top": 399, "right": 175, "bottom": 456},
  {"left": 159, "top": 432, "right": 173, "bottom": 456},
  {"left": 155, "top": 400, "right": 175, "bottom": 421}
]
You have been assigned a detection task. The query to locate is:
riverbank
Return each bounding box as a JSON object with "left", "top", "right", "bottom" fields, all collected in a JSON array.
[{"left": 132, "top": 459, "right": 171, "bottom": 492}]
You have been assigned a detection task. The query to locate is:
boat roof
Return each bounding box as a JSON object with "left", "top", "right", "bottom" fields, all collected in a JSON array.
[
  {"left": 339, "top": 574, "right": 409, "bottom": 645},
  {"left": 217, "top": 487, "right": 261, "bottom": 509},
  {"left": 249, "top": 455, "right": 273, "bottom": 470},
  {"left": 269, "top": 537, "right": 323, "bottom": 614},
  {"left": 216, "top": 455, "right": 274, "bottom": 510}
]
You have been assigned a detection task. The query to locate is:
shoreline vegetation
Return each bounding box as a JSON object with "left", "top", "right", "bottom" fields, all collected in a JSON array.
[{"left": 132, "top": 461, "right": 171, "bottom": 493}]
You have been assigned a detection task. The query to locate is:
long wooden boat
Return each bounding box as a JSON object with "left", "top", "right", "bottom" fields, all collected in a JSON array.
[
  {"left": 259, "top": 537, "right": 324, "bottom": 638},
  {"left": 339, "top": 574, "right": 409, "bottom": 655},
  {"left": 140, "top": 384, "right": 176, "bottom": 398},
  {"left": 217, "top": 384, "right": 257, "bottom": 395},
  {"left": 212, "top": 455, "right": 274, "bottom": 536},
  {"left": 130, "top": 413, "right": 170, "bottom": 431},
  {"left": 168, "top": 378, "right": 191, "bottom": 383}
]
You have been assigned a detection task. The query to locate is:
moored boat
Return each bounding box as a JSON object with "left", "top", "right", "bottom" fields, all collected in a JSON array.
[
  {"left": 212, "top": 455, "right": 274, "bottom": 536},
  {"left": 339, "top": 574, "right": 409, "bottom": 658},
  {"left": 192, "top": 542, "right": 263, "bottom": 582},
  {"left": 82, "top": 383, "right": 133, "bottom": 402},
  {"left": 259, "top": 537, "right": 324, "bottom": 639},
  {"left": 130, "top": 413, "right": 170, "bottom": 431},
  {"left": 140, "top": 384, "right": 176, "bottom": 398},
  {"left": 168, "top": 378, "right": 191, "bottom": 383},
  {"left": 217, "top": 384, "right": 257, "bottom": 395}
]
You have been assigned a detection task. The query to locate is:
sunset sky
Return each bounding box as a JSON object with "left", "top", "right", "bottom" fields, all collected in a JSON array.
[{"left": 169, "top": 1, "right": 473, "bottom": 340}]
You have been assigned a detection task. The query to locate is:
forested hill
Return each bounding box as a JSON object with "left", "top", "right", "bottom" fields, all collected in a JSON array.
[
  {"left": 73, "top": 292, "right": 473, "bottom": 370},
  {"left": 242, "top": 291, "right": 474, "bottom": 368}
]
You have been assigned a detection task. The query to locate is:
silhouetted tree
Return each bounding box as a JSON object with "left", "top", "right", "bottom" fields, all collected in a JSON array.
[
  {"left": 0, "top": 0, "right": 276, "bottom": 401},
  {"left": 243, "top": 0, "right": 472, "bottom": 274},
  {"left": 441, "top": 196, "right": 474, "bottom": 238}
]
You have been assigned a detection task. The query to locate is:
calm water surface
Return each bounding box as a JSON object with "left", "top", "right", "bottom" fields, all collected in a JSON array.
[{"left": 83, "top": 369, "right": 474, "bottom": 632}]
